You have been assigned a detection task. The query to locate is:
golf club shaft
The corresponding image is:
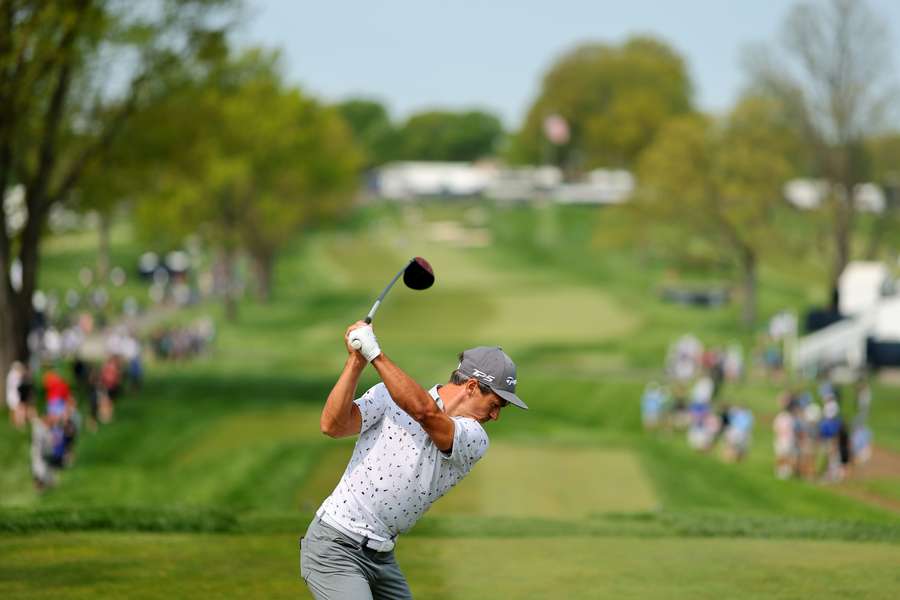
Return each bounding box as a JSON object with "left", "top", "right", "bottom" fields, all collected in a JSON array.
[{"left": 364, "top": 259, "right": 414, "bottom": 323}]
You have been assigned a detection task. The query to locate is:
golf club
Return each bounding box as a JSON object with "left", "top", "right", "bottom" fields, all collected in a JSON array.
[{"left": 350, "top": 257, "right": 434, "bottom": 349}]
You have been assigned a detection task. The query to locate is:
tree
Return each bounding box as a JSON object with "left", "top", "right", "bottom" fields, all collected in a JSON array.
[
  {"left": 864, "top": 133, "right": 900, "bottom": 259},
  {"left": 394, "top": 110, "right": 504, "bottom": 162},
  {"left": 72, "top": 105, "right": 150, "bottom": 280},
  {"left": 0, "top": 0, "right": 238, "bottom": 384},
  {"left": 135, "top": 49, "right": 361, "bottom": 316},
  {"left": 637, "top": 97, "right": 797, "bottom": 327},
  {"left": 512, "top": 36, "right": 693, "bottom": 172},
  {"left": 744, "top": 0, "right": 896, "bottom": 305},
  {"left": 336, "top": 98, "right": 398, "bottom": 167}
]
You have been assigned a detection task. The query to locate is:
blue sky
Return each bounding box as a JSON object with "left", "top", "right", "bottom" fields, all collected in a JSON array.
[{"left": 239, "top": 0, "right": 900, "bottom": 128}]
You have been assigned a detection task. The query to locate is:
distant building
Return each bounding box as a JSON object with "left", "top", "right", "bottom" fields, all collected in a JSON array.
[
  {"left": 554, "top": 169, "right": 634, "bottom": 205},
  {"left": 372, "top": 161, "right": 634, "bottom": 205},
  {"left": 783, "top": 178, "right": 886, "bottom": 213},
  {"left": 374, "top": 162, "right": 496, "bottom": 199}
]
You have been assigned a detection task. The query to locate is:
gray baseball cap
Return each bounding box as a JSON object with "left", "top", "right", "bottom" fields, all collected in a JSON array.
[{"left": 457, "top": 346, "right": 528, "bottom": 410}]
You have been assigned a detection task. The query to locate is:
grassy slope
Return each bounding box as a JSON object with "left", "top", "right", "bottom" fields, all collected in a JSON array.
[{"left": 1, "top": 202, "right": 899, "bottom": 598}]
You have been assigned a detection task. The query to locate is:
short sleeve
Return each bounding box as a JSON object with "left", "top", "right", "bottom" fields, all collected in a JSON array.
[
  {"left": 442, "top": 417, "right": 489, "bottom": 470},
  {"left": 354, "top": 383, "right": 389, "bottom": 434}
]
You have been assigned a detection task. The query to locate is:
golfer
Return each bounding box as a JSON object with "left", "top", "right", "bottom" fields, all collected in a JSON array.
[{"left": 300, "top": 321, "right": 527, "bottom": 599}]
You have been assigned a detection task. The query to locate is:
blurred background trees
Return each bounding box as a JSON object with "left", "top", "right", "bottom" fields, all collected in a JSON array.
[
  {"left": 638, "top": 97, "right": 800, "bottom": 328},
  {"left": 509, "top": 35, "right": 694, "bottom": 172},
  {"left": 131, "top": 48, "right": 361, "bottom": 318},
  {"left": 2, "top": 0, "right": 898, "bottom": 379},
  {"left": 337, "top": 100, "right": 504, "bottom": 166},
  {"left": 745, "top": 0, "right": 896, "bottom": 307},
  {"left": 0, "top": 0, "right": 239, "bottom": 383}
]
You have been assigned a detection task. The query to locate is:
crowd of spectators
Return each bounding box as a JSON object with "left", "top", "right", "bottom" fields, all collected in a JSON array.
[
  {"left": 5, "top": 304, "right": 146, "bottom": 491},
  {"left": 5, "top": 325, "right": 142, "bottom": 491},
  {"left": 642, "top": 333, "right": 877, "bottom": 482},
  {"left": 4, "top": 251, "right": 219, "bottom": 491},
  {"left": 149, "top": 318, "right": 215, "bottom": 361},
  {"left": 642, "top": 334, "right": 754, "bottom": 462},
  {"left": 772, "top": 377, "right": 872, "bottom": 482}
]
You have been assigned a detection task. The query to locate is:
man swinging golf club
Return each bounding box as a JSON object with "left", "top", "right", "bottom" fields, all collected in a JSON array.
[{"left": 299, "top": 321, "right": 527, "bottom": 599}]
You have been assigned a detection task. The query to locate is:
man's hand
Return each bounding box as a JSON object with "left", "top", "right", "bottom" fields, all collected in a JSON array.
[{"left": 346, "top": 322, "right": 382, "bottom": 362}]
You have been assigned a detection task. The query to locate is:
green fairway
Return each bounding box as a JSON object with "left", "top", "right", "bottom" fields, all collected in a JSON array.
[
  {"left": 301, "top": 444, "right": 659, "bottom": 518},
  {"left": 431, "top": 445, "right": 658, "bottom": 517},
  {"left": 2, "top": 203, "right": 899, "bottom": 598},
  {"left": 3, "top": 532, "right": 900, "bottom": 599}
]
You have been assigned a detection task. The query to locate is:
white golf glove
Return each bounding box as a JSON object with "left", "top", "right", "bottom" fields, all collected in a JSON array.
[{"left": 348, "top": 324, "right": 382, "bottom": 362}]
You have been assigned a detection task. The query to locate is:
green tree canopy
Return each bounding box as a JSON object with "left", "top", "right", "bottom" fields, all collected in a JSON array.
[
  {"left": 637, "top": 96, "right": 799, "bottom": 327},
  {"left": 744, "top": 0, "right": 896, "bottom": 300},
  {"left": 511, "top": 36, "right": 693, "bottom": 172},
  {"left": 862, "top": 132, "right": 900, "bottom": 258},
  {"left": 394, "top": 109, "right": 504, "bottom": 162},
  {"left": 0, "top": 0, "right": 239, "bottom": 372},
  {"left": 336, "top": 98, "right": 398, "bottom": 168},
  {"left": 134, "top": 49, "right": 362, "bottom": 314}
]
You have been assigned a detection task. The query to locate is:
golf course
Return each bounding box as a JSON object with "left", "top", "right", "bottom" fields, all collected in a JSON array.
[{"left": 2, "top": 203, "right": 899, "bottom": 599}]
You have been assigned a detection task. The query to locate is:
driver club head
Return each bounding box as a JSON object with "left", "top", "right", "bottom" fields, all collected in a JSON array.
[{"left": 403, "top": 257, "right": 435, "bottom": 290}]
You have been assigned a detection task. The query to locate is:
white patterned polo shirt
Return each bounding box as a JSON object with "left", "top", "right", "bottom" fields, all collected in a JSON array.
[{"left": 316, "top": 383, "right": 489, "bottom": 541}]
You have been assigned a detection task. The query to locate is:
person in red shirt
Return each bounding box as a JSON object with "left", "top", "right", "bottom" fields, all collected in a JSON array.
[{"left": 42, "top": 371, "right": 73, "bottom": 418}]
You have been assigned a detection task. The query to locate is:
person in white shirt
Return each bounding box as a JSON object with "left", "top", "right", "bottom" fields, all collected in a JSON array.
[
  {"left": 6, "top": 361, "right": 25, "bottom": 428},
  {"left": 300, "top": 321, "right": 527, "bottom": 599}
]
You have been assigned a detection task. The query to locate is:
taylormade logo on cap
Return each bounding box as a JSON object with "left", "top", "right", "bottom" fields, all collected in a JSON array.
[{"left": 458, "top": 346, "right": 528, "bottom": 410}]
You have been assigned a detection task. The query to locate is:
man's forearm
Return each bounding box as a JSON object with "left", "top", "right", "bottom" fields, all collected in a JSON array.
[
  {"left": 320, "top": 355, "right": 366, "bottom": 436},
  {"left": 372, "top": 353, "right": 454, "bottom": 450},
  {"left": 371, "top": 354, "right": 437, "bottom": 422}
]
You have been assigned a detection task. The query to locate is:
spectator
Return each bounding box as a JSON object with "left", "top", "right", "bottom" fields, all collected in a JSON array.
[
  {"left": 666, "top": 381, "right": 690, "bottom": 430},
  {"left": 121, "top": 333, "right": 143, "bottom": 391},
  {"left": 851, "top": 421, "right": 873, "bottom": 466},
  {"left": 30, "top": 414, "right": 57, "bottom": 490},
  {"left": 819, "top": 401, "right": 843, "bottom": 482},
  {"left": 722, "top": 406, "right": 753, "bottom": 462},
  {"left": 762, "top": 336, "right": 783, "bottom": 379},
  {"left": 99, "top": 356, "right": 122, "bottom": 423},
  {"left": 708, "top": 353, "right": 725, "bottom": 400},
  {"left": 723, "top": 343, "right": 743, "bottom": 382},
  {"left": 773, "top": 393, "right": 796, "bottom": 479},
  {"left": 798, "top": 401, "right": 820, "bottom": 480},
  {"left": 18, "top": 364, "right": 35, "bottom": 421},
  {"left": 668, "top": 334, "right": 702, "bottom": 382},
  {"left": 42, "top": 370, "right": 73, "bottom": 419},
  {"left": 690, "top": 375, "right": 714, "bottom": 407},
  {"left": 85, "top": 364, "right": 102, "bottom": 432},
  {"left": 6, "top": 361, "right": 27, "bottom": 428},
  {"left": 687, "top": 402, "right": 720, "bottom": 451},
  {"left": 72, "top": 357, "right": 100, "bottom": 432},
  {"left": 641, "top": 382, "right": 667, "bottom": 431},
  {"left": 851, "top": 380, "right": 873, "bottom": 465},
  {"left": 838, "top": 417, "right": 852, "bottom": 477}
]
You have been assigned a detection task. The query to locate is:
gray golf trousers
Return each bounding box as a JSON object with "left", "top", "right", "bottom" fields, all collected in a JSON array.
[{"left": 300, "top": 517, "right": 413, "bottom": 600}]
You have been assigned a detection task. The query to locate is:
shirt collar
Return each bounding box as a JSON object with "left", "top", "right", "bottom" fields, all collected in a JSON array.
[{"left": 428, "top": 384, "right": 445, "bottom": 411}]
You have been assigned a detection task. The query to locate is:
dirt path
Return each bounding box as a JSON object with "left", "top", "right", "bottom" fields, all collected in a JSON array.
[{"left": 833, "top": 445, "right": 900, "bottom": 514}]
